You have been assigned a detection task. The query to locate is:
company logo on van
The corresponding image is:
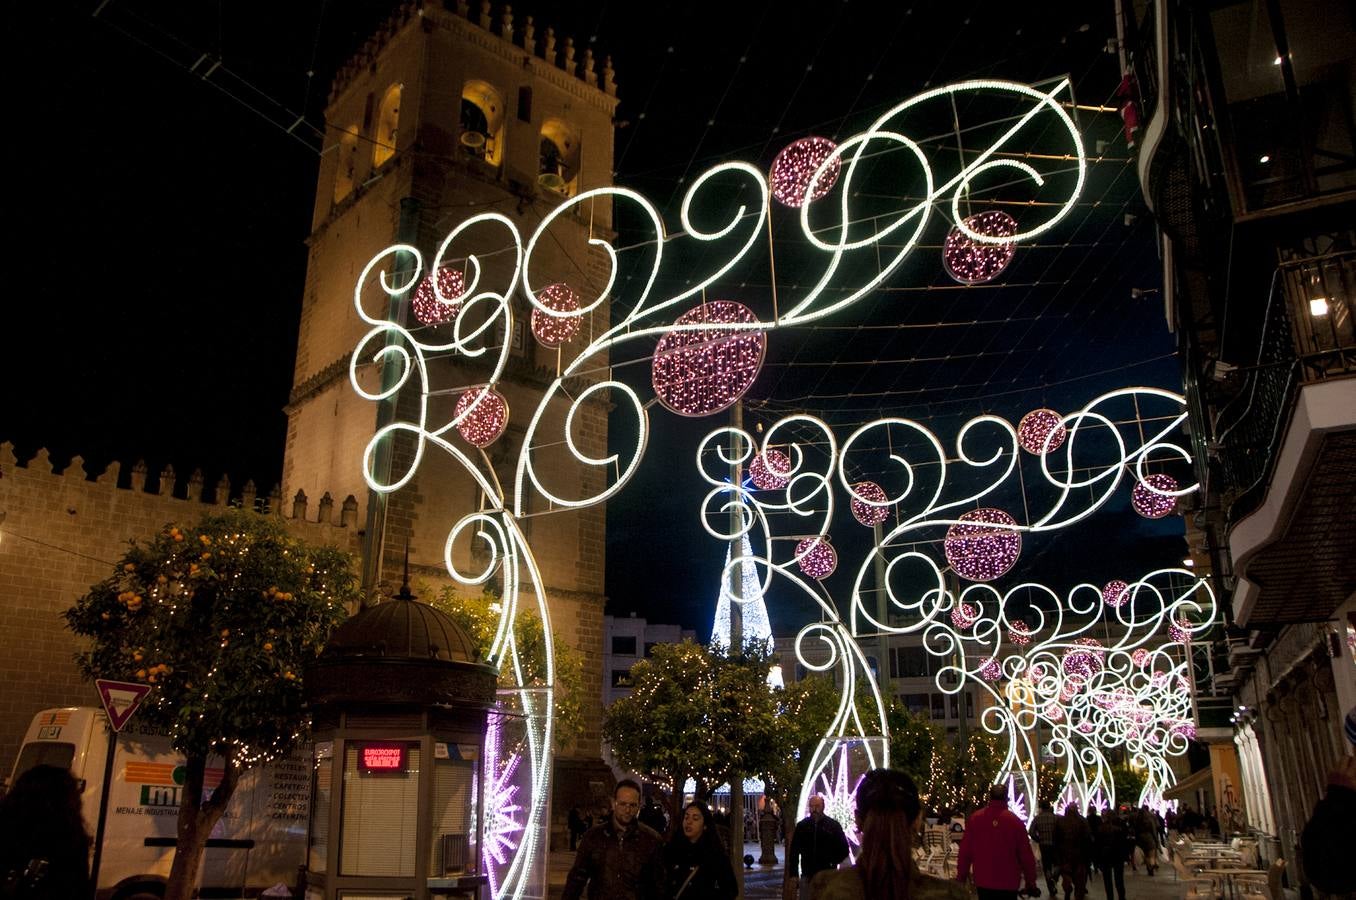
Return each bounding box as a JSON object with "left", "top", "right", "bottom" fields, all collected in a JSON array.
[{"left": 124, "top": 762, "right": 224, "bottom": 808}]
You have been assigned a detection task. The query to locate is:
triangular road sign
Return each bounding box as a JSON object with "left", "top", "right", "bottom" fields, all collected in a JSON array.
[{"left": 95, "top": 679, "right": 152, "bottom": 732}]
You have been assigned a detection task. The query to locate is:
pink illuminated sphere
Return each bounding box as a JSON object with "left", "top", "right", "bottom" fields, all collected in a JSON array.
[
  {"left": 454, "top": 387, "right": 509, "bottom": 448},
  {"left": 411, "top": 267, "right": 466, "bottom": 326},
  {"left": 850, "top": 481, "right": 891, "bottom": 526},
  {"left": 795, "top": 537, "right": 837, "bottom": 580},
  {"left": 950, "top": 601, "right": 979, "bottom": 630},
  {"left": 1044, "top": 703, "right": 1064, "bottom": 722},
  {"left": 980, "top": 657, "right": 1002, "bottom": 681},
  {"left": 770, "top": 137, "right": 841, "bottom": 208},
  {"left": 652, "top": 301, "right": 766, "bottom": 417},
  {"left": 1131, "top": 648, "right": 1150, "bottom": 667},
  {"left": 943, "top": 210, "right": 1018, "bottom": 284},
  {"left": 530, "top": 282, "right": 582, "bottom": 348},
  {"left": 1009, "top": 620, "right": 1032, "bottom": 646},
  {"left": 1102, "top": 580, "right": 1131, "bottom": 607},
  {"left": 1169, "top": 618, "right": 1192, "bottom": 643},
  {"left": 944, "top": 508, "right": 1021, "bottom": 582},
  {"left": 1131, "top": 473, "right": 1179, "bottom": 519},
  {"left": 749, "top": 449, "right": 792, "bottom": 491},
  {"left": 1017, "top": 408, "right": 1067, "bottom": 455}
]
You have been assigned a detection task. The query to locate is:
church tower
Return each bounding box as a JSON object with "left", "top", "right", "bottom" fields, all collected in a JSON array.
[{"left": 283, "top": 0, "right": 618, "bottom": 777}]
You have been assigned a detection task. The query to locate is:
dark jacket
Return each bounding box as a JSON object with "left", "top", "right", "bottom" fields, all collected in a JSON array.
[
  {"left": 1301, "top": 783, "right": 1356, "bottom": 895},
  {"left": 663, "top": 832, "right": 737, "bottom": 900},
  {"left": 562, "top": 817, "right": 665, "bottom": 900},
  {"left": 1093, "top": 814, "right": 1132, "bottom": 868},
  {"left": 789, "top": 813, "right": 850, "bottom": 879},
  {"left": 1053, "top": 811, "right": 1094, "bottom": 868}
]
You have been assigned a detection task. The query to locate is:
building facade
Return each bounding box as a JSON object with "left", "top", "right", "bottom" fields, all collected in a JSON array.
[{"left": 601, "top": 614, "right": 696, "bottom": 707}]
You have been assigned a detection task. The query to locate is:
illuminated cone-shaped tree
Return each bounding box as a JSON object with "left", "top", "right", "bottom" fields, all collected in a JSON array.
[{"left": 65, "top": 510, "right": 358, "bottom": 900}]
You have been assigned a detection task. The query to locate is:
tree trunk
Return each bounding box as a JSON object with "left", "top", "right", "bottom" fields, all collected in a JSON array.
[
  {"left": 163, "top": 754, "right": 238, "bottom": 900},
  {"left": 670, "top": 776, "right": 685, "bottom": 839}
]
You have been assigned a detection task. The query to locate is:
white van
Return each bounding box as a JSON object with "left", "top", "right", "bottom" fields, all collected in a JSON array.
[{"left": 8, "top": 707, "right": 309, "bottom": 900}]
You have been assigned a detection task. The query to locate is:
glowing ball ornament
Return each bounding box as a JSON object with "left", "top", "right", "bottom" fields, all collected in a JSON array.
[
  {"left": 411, "top": 267, "right": 466, "bottom": 326},
  {"left": 1044, "top": 703, "right": 1064, "bottom": 723},
  {"left": 1169, "top": 617, "right": 1192, "bottom": 643},
  {"left": 1017, "top": 408, "right": 1067, "bottom": 455},
  {"left": 770, "top": 136, "right": 841, "bottom": 208},
  {"left": 454, "top": 387, "right": 509, "bottom": 448},
  {"left": 795, "top": 537, "right": 837, "bottom": 580},
  {"left": 1171, "top": 721, "right": 1196, "bottom": 740},
  {"left": 1102, "top": 580, "right": 1130, "bottom": 607},
  {"left": 1131, "top": 648, "right": 1149, "bottom": 667},
  {"left": 652, "top": 300, "right": 766, "bottom": 417},
  {"left": 943, "top": 210, "right": 1018, "bottom": 284},
  {"left": 950, "top": 601, "right": 979, "bottom": 630},
  {"left": 980, "top": 657, "right": 1002, "bottom": 681},
  {"left": 749, "top": 449, "right": 792, "bottom": 491},
  {"left": 1008, "top": 620, "right": 1032, "bottom": 646},
  {"left": 850, "top": 481, "right": 891, "bottom": 526},
  {"left": 944, "top": 508, "right": 1021, "bottom": 582},
  {"left": 530, "top": 282, "right": 582, "bottom": 348},
  {"left": 1062, "top": 638, "right": 1105, "bottom": 684},
  {"left": 1131, "top": 473, "right": 1179, "bottom": 519}
]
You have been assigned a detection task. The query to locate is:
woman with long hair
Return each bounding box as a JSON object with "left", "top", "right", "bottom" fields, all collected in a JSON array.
[
  {"left": 0, "top": 764, "right": 93, "bottom": 899},
  {"left": 810, "top": 769, "right": 968, "bottom": 900},
  {"left": 663, "top": 800, "right": 738, "bottom": 900}
]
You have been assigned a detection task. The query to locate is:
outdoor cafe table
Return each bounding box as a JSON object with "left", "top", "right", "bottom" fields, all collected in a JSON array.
[{"left": 1200, "top": 867, "right": 1267, "bottom": 900}]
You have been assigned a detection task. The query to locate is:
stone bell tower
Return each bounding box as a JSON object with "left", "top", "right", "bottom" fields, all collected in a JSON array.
[{"left": 282, "top": 1, "right": 618, "bottom": 788}]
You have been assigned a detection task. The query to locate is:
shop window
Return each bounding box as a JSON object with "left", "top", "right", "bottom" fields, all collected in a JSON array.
[
  {"left": 611, "top": 669, "right": 631, "bottom": 688},
  {"left": 539, "top": 118, "right": 581, "bottom": 196},
  {"left": 612, "top": 636, "right": 637, "bottom": 655},
  {"left": 461, "top": 79, "right": 505, "bottom": 166},
  {"left": 333, "top": 124, "right": 360, "bottom": 203},
  {"left": 373, "top": 84, "right": 402, "bottom": 167}
]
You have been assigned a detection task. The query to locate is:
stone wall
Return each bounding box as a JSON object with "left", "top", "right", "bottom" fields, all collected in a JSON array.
[{"left": 0, "top": 443, "right": 361, "bottom": 774}]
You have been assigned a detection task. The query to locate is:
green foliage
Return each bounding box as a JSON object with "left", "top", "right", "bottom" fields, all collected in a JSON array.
[
  {"left": 885, "top": 701, "right": 944, "bottom": 791},
  {"left": 428, "top": 587, "right": 585, "bottom": 750},
  {"left": 65, "top": 510, "right": 356, "bottom": 765},
  {"left": 882, "top": 699, "right": 1005, "bottom": 812},
  {"left": 603, "top": 640, "right": 788, "bottom": 794},
  {"left": 1111, "top": 762, "right": 1147, "bottom": 804},
  {"left": 763, "top": 674, "right": 840, "bottom": 804}
]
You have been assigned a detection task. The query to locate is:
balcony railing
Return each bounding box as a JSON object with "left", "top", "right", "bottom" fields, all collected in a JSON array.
[{"left": 1211, "top": 248, "right": 1356, "bottom": 523}]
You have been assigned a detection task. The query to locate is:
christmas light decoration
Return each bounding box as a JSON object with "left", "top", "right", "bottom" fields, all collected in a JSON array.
[
  {"left": 482, "top": 714, "right": 524, "bottom": 896},
  {"left": 455, "top": 387, "right": 509, "bottom": 448},
  {"left": 849, "top": 481, "right": 891, "bottom": 526},
  {"left": 812, "top": 743, "right": 864, "bottom": 858},
  {"left": 1009, "top": 620, "right": 1031, "bottom": 646},
  {"left": 1102, "top": 580, "right": 1130, "bottom": 607},
  {"left": 944, "top": 508, "right": 1021, "bottom": 582},
  {"left": 1131, "top": 648, "right": 1149, "bottom": 667},
  {"left": 749, "top": 448, "right": 792, "bottom": 490},
  {"left": 711, "top": 534, "right": 782, "bottom": 688},
  {"left": 1131, "top": 473, "right": 1179, "bottom": 519},
  {"left": 1017, "top": 408, "right": 1067, "bottom": 455},
  {"left": 943, "top": 211, "right": 1018, "bottom": 284},
  {"left": 411, "top": 266, "right": 466, "bottom": 326},
  {"left": 652, "top": 301, "right": 766, "bottom": 417},
  {"left": 796, "top": 537, "right": 838, "bottom": 580},
  {"left": 951, "top": 601, "right": 979, "bottom": 630},
  {"left": 980, "top": 657, "right": 1002, "bottom": 681},
  {"left": 770, "top": 136, "right": 841, "bottom": 208},
  {"left": 529, "top": 282, "right": 582, "bottom": 348},
  {"left": 1169, "top": 617, "right": 1191, "bottom": 643}
]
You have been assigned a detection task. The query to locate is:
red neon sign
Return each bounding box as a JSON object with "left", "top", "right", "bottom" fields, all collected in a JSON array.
[{"left": 358, "top": 743, "right": 407, "bottom": 773}]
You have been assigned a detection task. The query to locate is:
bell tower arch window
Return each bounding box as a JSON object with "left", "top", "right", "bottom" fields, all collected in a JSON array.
[
  {"left": 460, "top": 80, "right": 505, "bottom": 167},
  {"left": 373, "top": 83, "right": 402, "bottom": 167},
  {"left": 539, "top": 118, "right": 581, "bottom": 197}
]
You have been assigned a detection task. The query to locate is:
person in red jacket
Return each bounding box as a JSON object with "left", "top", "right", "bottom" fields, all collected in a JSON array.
[{"left": 956, "top": 785, "right": 1040, "bottom": 900}]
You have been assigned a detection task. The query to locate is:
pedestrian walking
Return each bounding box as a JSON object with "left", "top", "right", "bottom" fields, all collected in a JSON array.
[
  {"left": 788, "top": 794, "right": 850, "bottom": 900},
  {"left": 1132, "top": 806, "right": 1159, "bottom": 875},
  {"left": 664, "top": 801, "right": 738, "bottom": 900},
  {"left": 1028, "top": 799, "right": 1059, "bottom": 897},
  {"left": 639, "top": 793, "right": 668, "bottom": 836},
  {"left": 1093, "top": 810, "right": 1131, "bottom": 900},
  {"left": 0, "top": 764, "right": 93, "bottom": 900},
  {"left": 562, "top": 779, "right": 665, "bottom": 900},
  {"left": 1053, "top": 805, "right": 1093, "bottom": 900},
  {"left": 956, "top": 784, "right": 1040, "bottom": 900},
  {"left": 1300, "top": 752, "right": 1356, "bottom": 896},
  {"left": 810, "top": 769, "right": 969, "bottom": 900}
]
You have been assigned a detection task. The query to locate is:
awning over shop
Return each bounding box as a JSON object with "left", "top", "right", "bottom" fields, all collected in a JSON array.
[{"left": 1164, "top": 765, "right": 1213, "bottom": 800}]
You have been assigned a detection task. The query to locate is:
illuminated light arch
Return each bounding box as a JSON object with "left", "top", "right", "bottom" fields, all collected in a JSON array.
[{"left": 346, "top": 78, "right": 1096, "bottom": 900}]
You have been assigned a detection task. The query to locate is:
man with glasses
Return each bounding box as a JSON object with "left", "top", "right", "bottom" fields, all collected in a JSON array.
[{"left": 563, "top": 778, "right": 665, "bottom": 900}]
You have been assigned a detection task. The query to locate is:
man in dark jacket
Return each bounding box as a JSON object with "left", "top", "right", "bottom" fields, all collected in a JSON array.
[
  {"left": 1301, "top": 753, "right": 1356, "bottom": 896},
  {"left": 1028, "top": 799, "right": 1059, "bottom": 897},
  {"left": 788, "top": 795, "right": 850, "bottom": 900},
  {"left": 562, "top": 779, "right": 665, "bottom": 900},
  {"left": 1053, "top": 805, "right": 1093, "bottom": 900}
]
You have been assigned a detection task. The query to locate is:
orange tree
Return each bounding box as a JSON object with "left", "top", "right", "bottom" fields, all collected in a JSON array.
[{"left": 65, "top": 509, "right": 357, "bottom": 900}]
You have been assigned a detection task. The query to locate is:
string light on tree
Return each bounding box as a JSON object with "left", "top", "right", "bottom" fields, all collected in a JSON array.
[
  {"left": 1102, "top": 580, "right": 1130, "bottom": 607},
  {"left": 411, "top": 267, "right": 466, "bottom": 326},
  {"left": 1017, "top": 408, "right": 1067, "bottom": 455},
  {"left": 769, "top": 136, "right": 841, "bottom": 208},
  {"left": 454, "top": 387, "right": 509, "bottom": 448},
  {"left": 652, "top": 301, "right": 766, "bottom": 417},
  {"left": 849, "top": 481, "right": 891, "bottom": 526},
  {"left": 944, "top": 508, "right": 1021, "bottom": 582},
  {"left": 749, "top": 449, "right": 792, "bottom": 490},
  {"left": 530, "top": 282, "right": 582, "bottom": 348},
  {"left": 1131, "top": 473, "right": 1179, "bottom": 519},
  {"left": 942, "top": 210, "right": 1018, "bottom": 284},
  {"left": 795, "top": 537, "right": 838, "bottom": 580}
]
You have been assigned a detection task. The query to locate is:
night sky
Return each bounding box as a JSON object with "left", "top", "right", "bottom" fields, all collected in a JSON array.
[{"left": 8, "top": 1, "right": 1186, "bottom": 636}]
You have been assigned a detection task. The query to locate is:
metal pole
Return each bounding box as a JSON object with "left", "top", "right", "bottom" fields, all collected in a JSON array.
[
  {"left": 88, "top": 725, "right": 117, "bottom": 898},
  {"left": 873, "top": 522, "right": 890, "bottom": 700},
  {"left": 361, "top": 196, "right": 421, "bottom": 592},
  {"left": 728, "top": 400, "right": 746, "bottom": 894}
]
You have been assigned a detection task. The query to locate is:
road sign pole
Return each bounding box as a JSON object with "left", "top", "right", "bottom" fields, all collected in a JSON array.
[{"left": 88, "top": 724, "right": 117, "bottom": 898}]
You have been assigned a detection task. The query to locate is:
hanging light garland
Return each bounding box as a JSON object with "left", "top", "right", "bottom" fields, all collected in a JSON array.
[
  {"left": 651, "top": 301, "right": 766, "bottom": 417},
  {"left": 944, "top": 508, "right": 1021, "bottom": 582},
  {"left": 530, "top": 282, "right": 582, "bottom": 348},
  {"left": 942, "top": 210, "right": 1018, "bottom": 284},
  {"left": 769, "top": 136, "right": 841, "bottom": 208},
  {"left": 411, "top": 267, "right": 466, "bottom": 326}
]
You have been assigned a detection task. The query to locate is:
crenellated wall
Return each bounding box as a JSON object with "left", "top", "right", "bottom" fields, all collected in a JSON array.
[{"left": 0, "top": 443, "right": 362, "bottom": 773}]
